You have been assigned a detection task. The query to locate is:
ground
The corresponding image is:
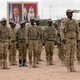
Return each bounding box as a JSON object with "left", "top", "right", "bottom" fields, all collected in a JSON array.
[{"left": 0, "top": 46, "right": 80, "bottom": 80}]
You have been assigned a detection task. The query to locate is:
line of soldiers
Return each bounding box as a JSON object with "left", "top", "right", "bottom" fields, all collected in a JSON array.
[
  {"left": 0, "top": 16, "right": 55, "bottom": 69},
  {"left": 0, "top": 9, "right": 80, "bottom": 72}
]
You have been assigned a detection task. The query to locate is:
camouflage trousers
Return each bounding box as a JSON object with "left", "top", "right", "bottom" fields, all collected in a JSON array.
[
  {"left": 37, "top": 40, "right": 42, "bottom": 62},
  {"left": 28, "top": 40, "right": 38, "bottom": 67},
  {"left": 65, "top": 39, "right": 76, "bottom": 70},
  {"left": 0, "top": 42, "right": 9, "bottom": 68},
  {"left": 77, "top": 41, "right": 80, "bottom": 62},
  {"left": 18, "top": 41, "right": 27, "bottom": 60},
  {"left": 45, "top": 41, "right": 54, "bottom": 65},
  {"left": 9, "top": 42, "right": 17, "bottom": 65},
  {"left": 58, "top": 44, "right": 66, "bottom": 64}
]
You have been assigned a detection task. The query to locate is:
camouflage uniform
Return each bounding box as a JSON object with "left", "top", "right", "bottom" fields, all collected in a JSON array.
[
  {"left": 60, "top": 17, "right": 80, "bottom": 71},
  {"left": 0, "top": 18, "right": 10, "bottom": 69},
  {"left": 17, "top": 21, "right": 27, "bottom": 67},
  {"left": 44, "top": 25, "right": 55, "bottom": 65},
  {"left": 37, "top": 26, "right": 43, "bottom": 63},
  {"left": 77, "top": 21, "right": 80, "bottom": 63},
  {"left": 9, "top": 27, "right": 17, "bottom": 65},
  {"left": 55, "top": 26, "right": 66, "bottom": 65},
  {"left": 77, "top": 40, "right": 80, "bottom": 63},
  {"left": 27, "top": 24, "right": 39, "bottom": 68}
]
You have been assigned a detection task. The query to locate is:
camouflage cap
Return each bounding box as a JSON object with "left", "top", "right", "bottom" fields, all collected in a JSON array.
[
  {"left": 78, "top": 20, "right": 80, "bottom": 23},
  {"left": 35, "top": 15, "right": 40, "bottom": 21},
  {"left": 66, "top": 9, "right": 73, "bottom": 13},
  {"left": 30, "top": 17, "right": 35, "bottom": 20},
  {"left": 35, "top": 18, "right": 40, "bottom": 21},
  {"left": 9, "top": 20, "right": 15, "bottom": 24},
  {"left": 48, "top": 19, "right": 52, "bottom": 22},
  {"left": 20, "top": 20, "right": 26, "bottom": 25},
  {"left": 1, "top": 18, "right": 7, "bottom": 22}
]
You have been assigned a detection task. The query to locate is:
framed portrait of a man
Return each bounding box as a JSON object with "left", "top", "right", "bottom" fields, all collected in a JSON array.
[
  {"left": 23, "top": 3, "right": 38, "bottom": 22},
  {"left": 7, "top": 3, "right": 22, "bottom": 24}
]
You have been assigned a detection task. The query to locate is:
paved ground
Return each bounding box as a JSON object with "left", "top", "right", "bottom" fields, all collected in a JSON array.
[{"left": 0, "top": 46, "right": 80, "bottom": 80}]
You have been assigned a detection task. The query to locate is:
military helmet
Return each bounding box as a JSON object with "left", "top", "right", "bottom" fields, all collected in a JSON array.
[
  {"left": 1, "top": 18, "right": 7, "bottom": 22},
  {"left": 9, "top": 20, "right": 16, "bottom": 24},
  {"left": 35, "top": 18, "right": 40, "bottom": 21},
  {"left": 78, "top": 20, "right": 80, "bottom": 23},
  {"left": 48, "top": 19, "right": 52, "bottom": 22},
  {"left": 30, "top": 17, "right": 35, "bottom": 20},
  {"left": 35, "top": 16, "right": 40, "bottom": 21},
  {"left": 66, "top": 9, "right": 73, "bottom": 13},
  {"left": 20, "top": 20, "right": 26, "bottom": 25}
]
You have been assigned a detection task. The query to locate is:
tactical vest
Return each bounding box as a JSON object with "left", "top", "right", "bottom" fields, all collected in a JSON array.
[
  {"left": 28, "top": 26, "right": 39, "bottom": 40},
  {"left": 10, "top": 28, "right": 17, "bottom": 41},
  {"left": 64, "top": 19, "right": 77, "bottom": 39},
  {"left": 0, "top": 26, "right": 10, "bottom": 41},
  {"left": 46, "top": 27, "right": 55, "bottom": 41},
  {"left": 17, "top": 28, "right": 26, "bottom": 40}
]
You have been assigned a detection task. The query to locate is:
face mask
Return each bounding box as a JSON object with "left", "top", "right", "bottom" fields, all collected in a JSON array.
[
  {"left": 36, "top": 21, "right": 40, "bottom": 26},
  {"left": 21, "top": 23, "right": 25, "bottom": 28},
  {"left": 2, "top": 21, "right": 7, "bottom": 26},
  {"left": 48, "top": 22, "right": 52, "bottom": 26},
  {"left": 11, "top": 24, "right": 15, "bottom": 28}
]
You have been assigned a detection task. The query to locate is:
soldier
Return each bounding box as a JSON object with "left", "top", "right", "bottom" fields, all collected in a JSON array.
[
  {"left": 54, "top": 22, "right": 66, "bottom": 66},
  {"left": 0, "top": 18, "right": 10, "bottom": 69},
  {"left": 9, "top": 20, "right": 17, "bottom": 65},
  {"left": 17, "top": 20, "right": 28, "bottom": 67},
  {"left": 27, "top": 17, "right": 39, "bottom": 68},
  {"left": 77, "top": 20, "right": 80, "bottom": 64},
  {"left": 60, "top": 9, "right": 80, "bottom": 72},
  {"left": 35, "top": 18, "right": 43, "bottom": 64},
  {"left": 44, "top": 19, "right": 55, "bottom": 65}
]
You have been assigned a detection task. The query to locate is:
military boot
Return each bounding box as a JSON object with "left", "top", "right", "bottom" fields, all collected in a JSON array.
[
  {"left": 3, "top": 60, "right": 10, "bottom": 69},
  {"left": 70, "top": 65, "right": 76, "bottom": 72},
  {"left": 12, "top": 60, "right": 18, "bottom": 66},
  {"left": 66, "top": 65, "right": 70, "bottom": 72},
  {"left": 19, "top": 60, "right": 22, "bottom": 67},
  {"left": 0, "top": 60, "right": 3, "bottom": 69},
  {"left": 49, "top": 61, "right": 55, "bottom": 65},
  {"left": 61, "top": 61, "right": 65, "bottom": 67},
  {"left": 46, "top": 56, "right": 49, "bottom": 66},
  {"left": 33, "top": 57, "right": 38, "bottom": 68},
  {"left": 22, "top": 60, "right": 28, "bottom": 67}
]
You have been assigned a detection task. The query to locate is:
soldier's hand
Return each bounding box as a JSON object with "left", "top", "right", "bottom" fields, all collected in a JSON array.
[
  {"left": 16, "top": 43, "right": 19, "bottom": 49},
  {"left": 43, "top": 43, "right": 45, "bottom": 46},
  {"left": 26, "top": 44, "right": 28, "bottom": 48},
  {"left": 58, "top": 43, "right": 61, "bottom": 47},
  {"left": 77, "top": 40, "right": 80, "bottom": 43},
  {"left": 62, "top": 39, "right": 66, "bottom": 44},
  {"left": 8, "top": 45, "right": 11, "bottom": 49}
]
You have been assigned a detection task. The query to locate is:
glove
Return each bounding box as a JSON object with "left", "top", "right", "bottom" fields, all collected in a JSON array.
[
  {"left": 62, "top": 39, "right": 66, "bottom": 44},
  {"left": 77, "top": 40, "right": 80, "bottom": 43},
  {"left": 57, "top": 43, "right": 61, "bottom": 47},
  {"left": 8, "top": 45, "right": 11, "bottom": 49},
  {"left": 26, "top": 44, "right": 28, "bottom": 48},
  {"left": 16, "top": 43, "right": 19, "bottom": 49}
]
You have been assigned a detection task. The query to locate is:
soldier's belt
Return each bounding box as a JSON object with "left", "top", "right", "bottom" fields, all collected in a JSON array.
[
  {"left": 68, "top": 38, "right": 76, "bottom": 39},
  {"left": 0, "top": 40, "right": 9, "bottom": 42},
  {"left": 29, "top": 39, "right": 38, "bottom": 40},
  {"left": 46, "top": 39, "right": 54, "bottom": 41},
  {"left": 11, "top": 40, "right": 16, "bottom": 42},
  {"left": 18, "top": 39, "right": 26, "bottom": 43},
  {"left": 18, "top": 39, "right": 26, "bottom": 40},
  {"left": 29, "top": 38, "right": 38, "bottom": 40}
]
